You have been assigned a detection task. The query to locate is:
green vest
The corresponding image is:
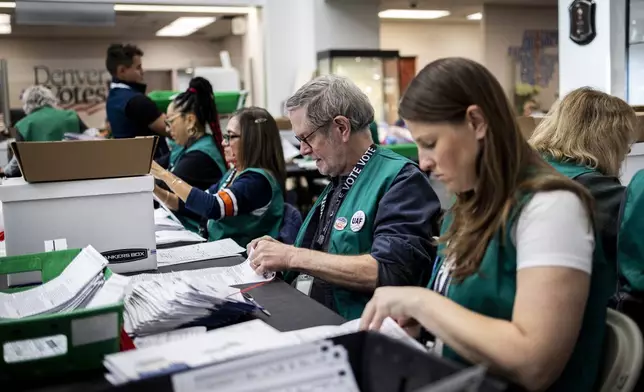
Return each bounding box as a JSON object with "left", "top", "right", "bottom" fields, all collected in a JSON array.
[
  {"left": 616, "top": 170, "right": 644, "bottom": 293},
  {"left": 289, "top": 147, "right": 412, "bottom": 320},
  {"left": 429, "top": 193, "right": 611, "bottom": 392},
  {"left": 169, "top": 136, "right": 227, "bottom": 233},
  {"left": 16, "top": 106, "right": 80, "bottom": 141},
  {"left": 207, "top": 168, "right": 283, "bottom": 247},
  {"left": 167, "top": 138, "right": 183, "bottom": 166},
  {"left": 169, "top": 135, "right": 226, "bottom": 175}
]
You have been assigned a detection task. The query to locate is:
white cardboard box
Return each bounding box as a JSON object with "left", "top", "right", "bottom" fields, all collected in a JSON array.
[{"left": 0, "top": 175, "right": 157, "bottom": 283}]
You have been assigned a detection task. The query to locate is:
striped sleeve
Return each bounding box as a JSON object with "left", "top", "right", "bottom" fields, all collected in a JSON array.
[{"left": 184, "top": 171, "right": 273, "bottom": 221}]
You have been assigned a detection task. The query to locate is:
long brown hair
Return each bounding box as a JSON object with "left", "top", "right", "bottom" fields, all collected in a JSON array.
[
  {"left": 399, "top": 57, "right": 594, "bottom": 280},
  {"left": 234, "top": 107, "right": 287, "bottom": 196}
]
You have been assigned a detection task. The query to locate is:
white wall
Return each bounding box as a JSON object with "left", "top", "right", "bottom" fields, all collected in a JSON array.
[
  {"left": 558, "top": 0, "right": 627, "bottom": 100},
  {"left": 380, "top": 7, "right": 559, "bottom": 110},
  {"left": 380, "top": 21, "right": 483, "bottom": 69},
  {"left": 483, "top": 5, "right": 558, "bottom": 107},
  {"left": 313, "top": 0, "right": 380, "bottom": 52}
]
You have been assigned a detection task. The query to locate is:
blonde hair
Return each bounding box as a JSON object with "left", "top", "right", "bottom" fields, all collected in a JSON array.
[{"left": 530, "top": 87, "right": 636, "bottom": 177}]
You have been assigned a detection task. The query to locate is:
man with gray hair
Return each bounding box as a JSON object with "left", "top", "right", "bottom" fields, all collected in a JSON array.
[{"left": 249, "top": 75, "right": 441, "bottom": 320}]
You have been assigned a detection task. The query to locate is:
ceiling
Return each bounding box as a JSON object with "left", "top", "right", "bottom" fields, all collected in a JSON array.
[{"left": 3, "top": 11, "right": 240, "bottom": 39}]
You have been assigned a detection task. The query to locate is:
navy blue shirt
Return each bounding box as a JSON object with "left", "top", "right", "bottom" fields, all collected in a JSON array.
[{"left": 183, "top": 170, "right": 273, "bottom": 221}]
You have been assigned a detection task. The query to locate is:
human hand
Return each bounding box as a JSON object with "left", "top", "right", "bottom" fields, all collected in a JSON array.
[
  {"left": 359, "top": 286, "right": 426, "bottom": 331},
  {"left": 150, "top": 161, "right": 167, "bottom": 181},
  {"left": 247, "top": 235, "right": 279, "bottom": 255},
  {"left": 249, "top": 238, "right": 297, "bottom": 276},
  {"left": 396, "top": 317, "right": 422, "bottom": 338}
]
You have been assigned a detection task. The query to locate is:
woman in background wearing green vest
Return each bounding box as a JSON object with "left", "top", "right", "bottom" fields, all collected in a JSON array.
[
  {"left": 1, "top": 85, "right": 85, "bottom": 177},
  {"left": 530, "top": 88, "right": 635, "bottom": 293},
  {"left": 152, "top": 107, "right": 286, "bottom": 247},
  {"left": 359, "top": 58, "right": 611, "bottom": 392},
  {"left": 153, "top": 77, "right": 228, "bottom": 233},
  {"left": 529, "top": 89, "right": 644, "bottom": 348}
]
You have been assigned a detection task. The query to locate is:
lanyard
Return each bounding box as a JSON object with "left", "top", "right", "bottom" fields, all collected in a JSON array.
[
  {"left": 220, "top": 169, "right": 237, "bottom": 189},
  {"left": 315, "top": 144, "right": 377, "bottom": 247}
]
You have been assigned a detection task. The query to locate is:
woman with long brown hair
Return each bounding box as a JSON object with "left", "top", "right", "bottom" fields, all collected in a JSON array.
[
  {"left": 359, "top": 58, "right": 612, "bottom": 391},
  {"left": 152, "top": 106, "right": 286, "bottom": 247}
]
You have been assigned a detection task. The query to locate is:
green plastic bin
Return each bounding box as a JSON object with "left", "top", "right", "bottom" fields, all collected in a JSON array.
[
  {"left": 0, "top": 249, "right": 123, "bottom": 380},
  {"left": 148, "top": 90, "right": 247, "bottom": 115},
  {"left": 382, "top": 143, "right": 418, "bottom": 160}
]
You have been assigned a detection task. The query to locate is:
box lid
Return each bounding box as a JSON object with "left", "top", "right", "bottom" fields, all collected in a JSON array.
[
  {"left": 11, "top": 137, "right": 157, "bottom": 183},
  {"left": 0, "top": 175, "right": 154, "bottom": 203}
]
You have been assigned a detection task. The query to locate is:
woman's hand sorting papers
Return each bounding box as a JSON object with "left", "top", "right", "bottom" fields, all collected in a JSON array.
[{"left": 150, "top": 161, "right": 167, "bottom": 180}]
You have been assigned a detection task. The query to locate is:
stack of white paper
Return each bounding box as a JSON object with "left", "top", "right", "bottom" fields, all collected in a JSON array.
[
  {"left": 0, "top": 246, "right": 108, "bottom": 319},
  {"left": 282, "top": 317, "right": 427, "bottom": 352},
  {"left": 104, "top": 320, "right": 300, "bottom": 385},
  {"left": 154, "top": 208, "right": 184, "bottom": 231},
  {"left": 134, "top": 326, "right": 207, "bottom": 349},
  {"left": 171, "top": 340, "right": 360, "bottom": 392},
  {"left": 131, "top": 257, "right": 275, "bottom": 288},
  {"left": 123, "top": 274, "right": 260, "bottom": 336},
  {"left": 156, "top": 239, "right": 245, "bottom": 267}
]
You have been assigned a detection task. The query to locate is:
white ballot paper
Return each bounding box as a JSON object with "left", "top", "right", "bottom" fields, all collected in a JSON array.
[
  {"left": 283, "top": 317, "right": 427, "bottom": 352},
  {"left": 156, "top": 239, "right": 245, "bottom": 267},
  {"left": 134, "top": 326, "right": 207, "bottom": 349},
  {"left": 171, "top": 340, "right": 359, "bottom": 392},
  {"left": 131, "top": 257, "right": 274, "bottom": 287},
  {"left": 0, "top": 246, "right": 108, "bottom": 319},
  {"left": 104, "top": 320, "right": 299, "bottom": 385},
  {"left": 155, "top": 230, "right": 206, "bottom": 246},
  {"left": 86, "top": 274, "right": 130, "bottom": 309}
]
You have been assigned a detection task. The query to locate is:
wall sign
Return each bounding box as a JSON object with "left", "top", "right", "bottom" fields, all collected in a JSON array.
[{"left": 569, "top": 0, "right": 596, "bottom": 46}]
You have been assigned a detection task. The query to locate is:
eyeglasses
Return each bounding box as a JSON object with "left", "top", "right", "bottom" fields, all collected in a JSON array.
[
  {"left": 164, "top": 114, "right": 182, "bottom": 128},
  {"left": 295, "top": 125, "right": 325, "bottom": 149},
  {"left": 224, "top": 133, "right": 241, "bottom": 143}
]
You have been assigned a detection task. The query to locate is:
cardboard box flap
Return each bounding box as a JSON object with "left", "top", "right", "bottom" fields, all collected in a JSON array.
[{"left": 11, "top": 136, "right": 158, "bottom": 183}]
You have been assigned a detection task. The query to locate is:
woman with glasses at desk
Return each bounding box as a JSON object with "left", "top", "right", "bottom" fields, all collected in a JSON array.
[
  {"left": 153, "top": 77, "right": 228, "bottom": 232},
  {"left": 152, "top": 107, "right": 287, "bottom": 247}
]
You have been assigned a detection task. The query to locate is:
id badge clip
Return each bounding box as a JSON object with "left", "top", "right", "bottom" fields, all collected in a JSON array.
[{"left": 294, "top": 274, "right": 314, "bottom": 296}]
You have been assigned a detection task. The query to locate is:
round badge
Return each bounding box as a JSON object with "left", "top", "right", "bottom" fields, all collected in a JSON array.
[
  {"left": 350, "top": 211, "right": 366, "bottom": 232},
  {"left": 334, "top": 217, "right": 348, "bottom": 231}
]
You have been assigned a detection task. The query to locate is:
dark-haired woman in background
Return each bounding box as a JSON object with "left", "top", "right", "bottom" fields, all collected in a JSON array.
[
  {"left": 152, "top": 107, "right": 286, "bottom": 247},
  {"left": 154, "top": 77, "right": 228, "bottom": 232}
]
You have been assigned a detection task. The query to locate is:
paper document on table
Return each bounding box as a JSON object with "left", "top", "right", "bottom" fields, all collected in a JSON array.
[
  {"left": 283, "top": 317, "right": 426, "bottom": 352},
  {"left": 104, "top": 320, "right": 297, "bottom": 385},
  {"left": 155, "top": 230, "right": 206, "bottom": 246},
  {"left": 134, "top": 326, "right": 206, "bottom": 349},
  {"left": 171, "top": 340, "right": 359, "bottom": 392},
  {"left": 86, "top": 274, "right": 130, "bottom": 309},
  {"left": 157, "top": 239, "right": 245, "bottom": 266},
  {"left": 153, "top": 195, "right": 181, "bottom": 223},
  {"left": 0, "top": 246, "right": 108, "bottom": 319},
  {"left": 227, "top": 257, "right": 276, "bottom": 284},
  {"left": 155, "top": 216, "right": 184, "bottom": 231}
]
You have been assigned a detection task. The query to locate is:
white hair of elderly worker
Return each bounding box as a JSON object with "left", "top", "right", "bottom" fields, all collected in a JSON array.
[{"left": 21, "top": 85, "right": 59, "bottom": 115}]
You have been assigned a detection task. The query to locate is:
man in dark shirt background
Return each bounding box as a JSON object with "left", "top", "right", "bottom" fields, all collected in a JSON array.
[{"left": 105, "top": 43, "right": 169, "bottom": 158}]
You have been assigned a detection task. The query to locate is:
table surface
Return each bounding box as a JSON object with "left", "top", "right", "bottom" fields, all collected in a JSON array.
[{"left": 24, "top": 255, "right": 345, "bottom": 392}]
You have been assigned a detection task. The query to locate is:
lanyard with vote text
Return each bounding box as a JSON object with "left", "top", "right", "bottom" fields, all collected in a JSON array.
[{"left": 315, "top": 144, "right": 377, "bottom": 247}]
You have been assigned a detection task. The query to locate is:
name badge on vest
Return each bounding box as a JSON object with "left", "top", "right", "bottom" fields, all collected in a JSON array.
[{"left": 295, "top": 274, "right": 314, "bottom": 296}]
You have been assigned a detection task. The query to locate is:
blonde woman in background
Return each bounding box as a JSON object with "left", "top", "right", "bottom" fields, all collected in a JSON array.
[{"left": 530, "top": 87, "right": 635, "bottom": 278}]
